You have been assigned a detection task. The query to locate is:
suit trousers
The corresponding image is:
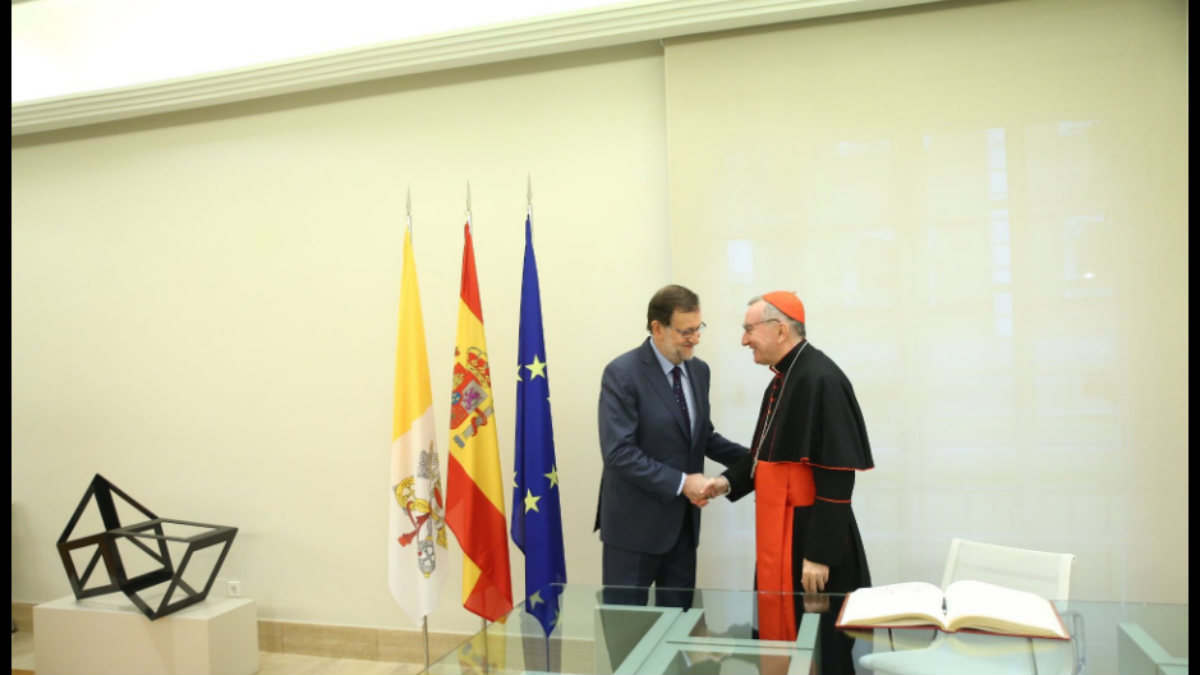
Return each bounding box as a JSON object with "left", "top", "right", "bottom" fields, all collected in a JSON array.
[{"left": 601, "top": 504, "right": 696, "bottom": 609}]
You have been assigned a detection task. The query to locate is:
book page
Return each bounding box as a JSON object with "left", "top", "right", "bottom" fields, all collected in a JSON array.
[
  {"left": 838, "top": 581, "right": 947, "bottom": 628},
  {"left": 944, "top": 580, "right": 1067, "bottom": 638}
]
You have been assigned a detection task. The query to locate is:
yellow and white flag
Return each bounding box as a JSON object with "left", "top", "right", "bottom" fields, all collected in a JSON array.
[{"left": 389, "top": 226, "right": 448, "bottom": 624}]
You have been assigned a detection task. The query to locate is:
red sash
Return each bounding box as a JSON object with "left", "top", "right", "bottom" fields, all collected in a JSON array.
[{"left": 755, "top": 461, "right": 814, "bottom": 642}]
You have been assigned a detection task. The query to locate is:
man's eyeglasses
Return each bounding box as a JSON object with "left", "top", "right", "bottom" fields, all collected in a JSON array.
[
  {"left": 668, "top": 323, "right": 707, "bottom": 339},
  {"left": 742, "top": 319, "right": 780, "bottom": 334}
]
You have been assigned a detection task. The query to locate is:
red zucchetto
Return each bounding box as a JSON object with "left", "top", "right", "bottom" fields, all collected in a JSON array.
[{"left": 762, "top": 291, "right": 805, "bottom": 324}]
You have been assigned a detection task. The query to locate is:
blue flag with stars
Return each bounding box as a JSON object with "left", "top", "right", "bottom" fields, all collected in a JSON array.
[{"left": 511, "top": 214, "right": 567, "bottom": 636}]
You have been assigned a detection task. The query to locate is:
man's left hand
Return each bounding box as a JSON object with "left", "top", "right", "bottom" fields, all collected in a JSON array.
[{"left": 800, "top": 558, "right": 829, "bottom": 593}]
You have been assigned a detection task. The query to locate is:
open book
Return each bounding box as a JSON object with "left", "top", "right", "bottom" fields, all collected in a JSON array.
[{"left": 835, "top": 580, "right": 1069, "bottom": 640}]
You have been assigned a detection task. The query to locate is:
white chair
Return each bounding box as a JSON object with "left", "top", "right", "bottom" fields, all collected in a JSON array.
[{"left": 941, "top": 538, "right": 1076, "bottom": 601}]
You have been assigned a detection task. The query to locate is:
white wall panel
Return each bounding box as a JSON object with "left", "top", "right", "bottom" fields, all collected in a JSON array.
[{"left": 665, "top": 0, "right": 1187, "bottom": 602}]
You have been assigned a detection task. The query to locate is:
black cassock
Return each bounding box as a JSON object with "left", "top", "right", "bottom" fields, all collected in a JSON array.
[{"left": 722, "top": 340, "right": 874, "bottom": 674}]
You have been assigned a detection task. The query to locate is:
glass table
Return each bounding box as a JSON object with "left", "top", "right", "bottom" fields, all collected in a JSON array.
[{"left": 423, "top": 584, "right": 1188, "bottom": 674}]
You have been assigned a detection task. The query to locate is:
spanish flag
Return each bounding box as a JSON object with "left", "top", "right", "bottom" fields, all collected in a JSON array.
[{"left": 445, "top": 221, "right": 513, "bottom": 622}]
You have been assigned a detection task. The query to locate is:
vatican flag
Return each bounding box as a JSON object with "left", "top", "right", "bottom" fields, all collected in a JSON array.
[{"left": 388, "top": 226, "right": 448, "bottom": 624}]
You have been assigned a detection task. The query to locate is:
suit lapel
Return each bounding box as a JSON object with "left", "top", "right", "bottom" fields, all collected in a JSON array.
[{"left": 686, "top": 362, "right": 706, "bottom": 438}]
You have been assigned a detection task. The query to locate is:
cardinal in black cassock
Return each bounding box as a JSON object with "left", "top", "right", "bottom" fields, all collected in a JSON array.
[{"left": 715, "top": 291, "right": 873, "bottom": 674}]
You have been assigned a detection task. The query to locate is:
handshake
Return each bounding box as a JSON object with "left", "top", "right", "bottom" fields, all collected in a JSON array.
[{"left": 683, "top": 473, "right": 731, "bottom": 507}]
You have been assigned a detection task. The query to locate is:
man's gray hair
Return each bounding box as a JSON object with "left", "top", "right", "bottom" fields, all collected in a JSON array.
[{"left": 750, "top": 295, "right": 806, "bottom": 338}]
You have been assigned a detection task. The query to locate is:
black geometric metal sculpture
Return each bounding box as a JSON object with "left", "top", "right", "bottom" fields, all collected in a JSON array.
[{"left": 57, "top": 474, "right": 238, "bottom": 620}]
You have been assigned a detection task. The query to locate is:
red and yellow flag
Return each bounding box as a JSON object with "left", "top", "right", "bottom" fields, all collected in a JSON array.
[{"left": 444, "top": 222, "right": 513, "bottom": 622}]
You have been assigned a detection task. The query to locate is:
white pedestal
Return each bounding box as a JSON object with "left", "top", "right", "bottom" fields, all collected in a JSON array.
[{"left": 33, "top": 595, "right": 259, "bottom": 675}]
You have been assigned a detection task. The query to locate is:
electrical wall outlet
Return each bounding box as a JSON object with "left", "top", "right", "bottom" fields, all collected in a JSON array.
[{"left": 227, "top": 580, "right": 242, "bottom": 597}]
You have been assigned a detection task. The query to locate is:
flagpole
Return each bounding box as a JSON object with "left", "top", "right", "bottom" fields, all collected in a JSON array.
[
  {"left": 482, "top": 618, "right": 489, "bottom": 675},
  {"left": 528, "top": 176, "right": 555, "bottom": 674},
  {"left": 527, "top": 179, "right": 541, "bottom": 620},
  {"left": 422, "top": 617, "right": 431, "bottom": 670},
  {"left": 465, "top": 179, "right": 489, "bottom": 674},
  {"left": 404, "top": 187, "right": 433, "bottom": 671},
  {"left": 514, "top": 175, "right": 566, "bottom": 652},
  {"left": 449, "top": 179, "right": 514, "bottom": 659},
  {"left": 470, "top": 179, "right": 481, "bottom": 670}
]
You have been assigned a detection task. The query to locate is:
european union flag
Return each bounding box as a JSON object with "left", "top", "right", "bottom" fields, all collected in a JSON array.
[{"left": 511, "top": 214, "right": 567, "bottom": 637}]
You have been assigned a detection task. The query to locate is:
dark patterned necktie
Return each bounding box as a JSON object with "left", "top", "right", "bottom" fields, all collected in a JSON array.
[{"left": 671, "top": 366, "right": 690, "bottom": 431}]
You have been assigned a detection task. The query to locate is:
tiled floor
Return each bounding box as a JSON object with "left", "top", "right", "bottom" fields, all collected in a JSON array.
[{"left": 11, "top": 628, "right": 427, "bottom": 675}]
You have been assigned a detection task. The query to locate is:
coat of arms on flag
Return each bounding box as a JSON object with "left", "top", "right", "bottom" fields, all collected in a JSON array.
[
  {"left": 450, "top": 347, "right": 493, "bottom": 444},
  {"left": 394, "top": 441, "right": 448, "bottom": 577}
]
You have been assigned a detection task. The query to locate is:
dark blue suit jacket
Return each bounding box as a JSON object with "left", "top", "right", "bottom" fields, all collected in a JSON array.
[{"left": 595, "top": 338, "right": 748, "bottom": 555}]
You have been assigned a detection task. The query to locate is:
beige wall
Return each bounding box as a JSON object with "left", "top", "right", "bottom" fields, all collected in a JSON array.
[
  {"left": 12, "top": 42, "right": 671, "bottom": 634},
  {"left": 666, "top": 0, "right": 1188, "bottom": 602},
  {"left": 11, "top": 0, "right": 1187, "bottom": 638}
]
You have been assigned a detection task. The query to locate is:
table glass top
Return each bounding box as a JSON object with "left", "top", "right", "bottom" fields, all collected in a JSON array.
[{"left": 423, "top": 584, "right": 1187, "bottom": 675}]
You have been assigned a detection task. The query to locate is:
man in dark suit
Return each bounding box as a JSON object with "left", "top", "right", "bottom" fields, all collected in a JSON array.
[{"left": 594, "top": 285, "right": 748, "bottom": 607}]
